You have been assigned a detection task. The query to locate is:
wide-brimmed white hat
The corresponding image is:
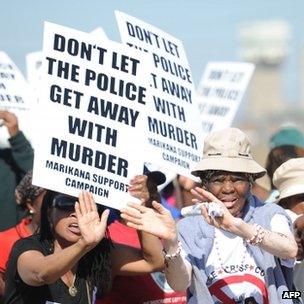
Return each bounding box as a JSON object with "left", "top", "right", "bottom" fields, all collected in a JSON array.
[
  {"left": 273, "top": 157, "right": 304, "bottom": 201},
  {"left": 191, "top": 128, "right": 266, "bottom": 179}
]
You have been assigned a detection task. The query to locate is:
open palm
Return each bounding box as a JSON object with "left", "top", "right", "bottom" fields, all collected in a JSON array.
[
  {"left": 121, "top": 201, "right": 177, "bottom": 241},
  {"left": 128, "top": 175, "right": 149, "bottom": 202},
  {"left": 75, "top": 191, "right": 109, "bottom": 247}
]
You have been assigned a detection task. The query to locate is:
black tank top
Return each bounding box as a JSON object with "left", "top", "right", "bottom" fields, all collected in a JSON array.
[{"left": 4, "top": 234, "right": 93, "bottom": 304}]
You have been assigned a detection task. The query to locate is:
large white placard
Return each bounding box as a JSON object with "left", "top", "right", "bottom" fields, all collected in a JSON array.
[
  {"left": 90, "top": 27, "right": 108, "bottom": 40},
  {"left": 33, "top": 22, "right": 151, "bottom": 209},
  {"left": 115, "top": 11, "right": 202, "bottom": 179},
  {"left": 196, "top": 62, "right": 254, "bottom": 134},
  {"left": 26, "top": 30, "right": 107, "bottom": 103},
  {"left": 26, "top": 51, "right": 43, "bottom": 103},
  {"left": 0, "top": 51, "right": 34, "bottom": 147}
]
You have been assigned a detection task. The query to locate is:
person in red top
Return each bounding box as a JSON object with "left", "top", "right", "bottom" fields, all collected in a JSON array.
[
  {"left": 0, "top": 171, "right": 45, "bottom": 299},
  {"left": 97, "top": 170, "right": 186, "bottom": 304}
]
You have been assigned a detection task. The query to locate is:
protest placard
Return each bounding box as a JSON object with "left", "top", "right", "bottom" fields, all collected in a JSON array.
[
  {"left": 26, "top": 29, "right": 106, "bottom": 103},
  {"left": 90, "top": 27, "right": 108, "bottom": 40},
  {"left": 196, "top": 62, "right": 254, "bottom": 134},
  {"left": 26, "top": 51, "right": 42, "bottom": 102},
  {"left": 0, "top": 51, "right": 34, "bottom": 147},
  {"left": 32, "top": 22, "right": 150, "bottom": 209},
  {"left": 115, "top": 11, "right": 202, "bottom": 179}
]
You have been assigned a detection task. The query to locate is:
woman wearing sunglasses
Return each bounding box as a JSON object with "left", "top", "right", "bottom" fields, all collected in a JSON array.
[{"left": 4, "top": 187, "right": 164, "bottom": 304}]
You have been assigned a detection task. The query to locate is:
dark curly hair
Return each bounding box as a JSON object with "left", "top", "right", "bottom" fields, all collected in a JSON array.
[
  {"left": 39, "top": 190, "right": 112, "bottom": 295},
  {"left": 15, "top": 170, "right": 45, "bottom": 209}
]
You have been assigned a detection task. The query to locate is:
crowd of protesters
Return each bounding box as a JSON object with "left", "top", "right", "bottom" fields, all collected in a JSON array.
[{"left": 1, "top": 109, "right": 304, "bottom": 304}]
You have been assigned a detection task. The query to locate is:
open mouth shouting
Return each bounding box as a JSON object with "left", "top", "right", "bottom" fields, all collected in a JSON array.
[
  {"left": 68, "top": 222, "right": 81, "bottom": 235},
  {"left": 220, "top": 197, "right": 238, "bottom": 209}
]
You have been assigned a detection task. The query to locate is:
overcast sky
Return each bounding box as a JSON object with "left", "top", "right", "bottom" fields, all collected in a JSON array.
[{"left": 1, "top": 0, "right": 303, "bottom": 102}]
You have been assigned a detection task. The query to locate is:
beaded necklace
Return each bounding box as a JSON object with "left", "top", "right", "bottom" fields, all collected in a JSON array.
[
  {"left": 215, "top": 230, "right": 246, "bottom": 263},
  {"left": 212, "top": 206, "right": 255, "bottom": 273}
]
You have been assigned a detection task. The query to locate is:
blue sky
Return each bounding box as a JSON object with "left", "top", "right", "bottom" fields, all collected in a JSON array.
[{"left": 1, "top": 0, "right": 303, "bottom": 102}]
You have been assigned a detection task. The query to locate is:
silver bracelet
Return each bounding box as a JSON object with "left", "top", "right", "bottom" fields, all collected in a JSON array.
[{"left": 163, "top": 241, "right": 182, "bottom": 260}]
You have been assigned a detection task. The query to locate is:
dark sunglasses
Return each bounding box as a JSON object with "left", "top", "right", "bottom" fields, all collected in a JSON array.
[
  {"left": 52, "top": 194, "right": 76, "bottom": 212},
  {"left": 52, "top": 194, "right": 105, "bottom": 214}
]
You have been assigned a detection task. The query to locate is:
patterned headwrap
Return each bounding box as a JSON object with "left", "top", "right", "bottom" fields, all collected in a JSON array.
[{"left": 15, "top": 170, "right": 45, "bottom": 205}]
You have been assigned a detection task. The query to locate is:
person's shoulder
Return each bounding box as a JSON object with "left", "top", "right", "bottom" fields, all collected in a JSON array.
[
  {"left": 178, "top": 215, "right": 212, "bottom": 236},
  {"left": 178, "top": 215, "right": 201, "bottom": 228},
  {"left": 14, "top": 233, "right": 39, "bottom": 242},
  {"left": 0, "top": 225, "right": 19, "bottom": 239},
  {"left": 0, "top": 224, "right": 24, "bottom": 252},
  {"left": 254, "top": 196, "right": 289, "bottom": 219},
  {"left": 11, "top": 234, "right": 45, "bottom": 257},
  {"left": 259, "top": 200, "right": 286, "bottom": 213}
]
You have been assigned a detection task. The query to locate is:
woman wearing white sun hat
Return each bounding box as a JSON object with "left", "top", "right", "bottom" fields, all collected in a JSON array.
[
  {"left": 121, "top": 127, "right": 298, "bottom": 304},
  {"left": 273, "top": 157, "right": 304, "bottom": 299}
]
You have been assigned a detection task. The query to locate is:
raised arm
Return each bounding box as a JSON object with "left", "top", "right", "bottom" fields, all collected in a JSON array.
[
  {"left": 120, "top": 201, "right": 191, "bottom": 291},
  {"left": 0, "top": 110, "right": 19, "bottom": 137},
  {"left": 191, "top": 187, "right": 298, "bottom": 260},
  {"left": 17, "top": 192, "right": 109, "bottom": 286},
  {"left": 111, "top": 175, "right": 164, "bottom": 276},
  {"left": 129, "top": 174, "right": 163, "bottom": 265},
  {"left": 0, "top": 110, "right": 34, "bottom": 172}
]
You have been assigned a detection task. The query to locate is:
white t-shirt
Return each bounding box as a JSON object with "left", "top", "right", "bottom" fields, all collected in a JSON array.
[
  {"left": 284, "top": 209, "right": 304, "bottom": 297},
  {"left": 204, "top": 214, "right": 293, "bottom": 304}
]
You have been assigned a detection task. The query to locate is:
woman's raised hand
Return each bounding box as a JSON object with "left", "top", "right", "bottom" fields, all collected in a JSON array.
[
  {"left": 75, "top": 191, "right": 109, "bottom": 248},
  {"left": 128, "top": 175, "right": 149, "bottom": 202},
  {"left": 121, "top": 201, "right": 177, "bottom": 242},
  {"left": 190, "top": 187, "right": 235, "bottom": 231},
  {"left": 0, "top": 110, "right": 19, "bottom": 136}
]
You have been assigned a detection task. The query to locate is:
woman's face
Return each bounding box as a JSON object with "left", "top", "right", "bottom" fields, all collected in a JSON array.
[
  {"left": 206, "top": 171, "right": 250, "bottom": 217},
  {"left": 50, "top": 205, "right": 81, "bottom": 245}
]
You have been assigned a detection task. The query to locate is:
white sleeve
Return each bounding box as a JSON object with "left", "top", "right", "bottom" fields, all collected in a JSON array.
[
  {"left": 270, "top": 214, "right": 293, "bottom": 236},
  {"left": 270, "top": 214, "right": 295, "bottom": 268}
]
